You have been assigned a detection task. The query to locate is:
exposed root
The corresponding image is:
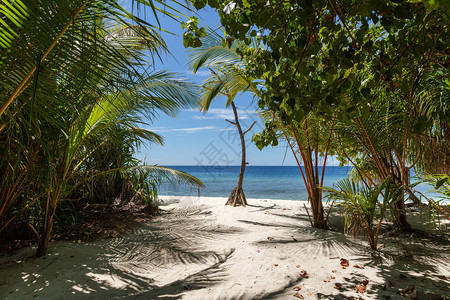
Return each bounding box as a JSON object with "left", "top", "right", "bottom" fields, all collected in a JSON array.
[{"left": 226, "top": 187, "right": 247, "bottom": 207}]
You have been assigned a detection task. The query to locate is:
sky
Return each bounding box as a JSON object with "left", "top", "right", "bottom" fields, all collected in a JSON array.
[{"left": 133, "top": 4, "right": 339, "bottom": 167}]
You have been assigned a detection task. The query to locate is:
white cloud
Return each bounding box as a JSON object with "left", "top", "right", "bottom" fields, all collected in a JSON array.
[
  {"left": 151, "top": 126, "right": 218, "bottom": 134},
  {"left": 150, "top": 125, "right": 237, "bottom": 134},
  {"left": 187, "top": 108, "right": 258, "bottom": 120}
]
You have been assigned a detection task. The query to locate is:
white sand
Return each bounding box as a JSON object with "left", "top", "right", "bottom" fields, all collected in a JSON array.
[{"left": 0, "top": 196, "right": 449, "bottom": 299}]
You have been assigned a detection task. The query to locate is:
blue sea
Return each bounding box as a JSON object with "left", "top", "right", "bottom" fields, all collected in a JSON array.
[{"left": 160, "top": 166, "right": 440, "bottom": 202}]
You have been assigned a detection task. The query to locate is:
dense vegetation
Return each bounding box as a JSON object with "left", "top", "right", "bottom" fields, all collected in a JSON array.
[
  {"left": 0, "top": 0, "right": 203, "bottom": 256},
  {"left": 184, "top": 0, "right": 449, "bottom": 247},
  {"left": 0, "top": 0, "right": 448, "bottom": 257}
]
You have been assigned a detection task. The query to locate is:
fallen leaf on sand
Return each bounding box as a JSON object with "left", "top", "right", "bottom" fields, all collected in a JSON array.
[
  {"left": 342, "top": 267, "right": 347, "bottom": 269},
  {"left": 293, "top": 286, "right": 301, "bottom": 291},
  {"left": 265, "top": 211, "right": 270, "bottom": 214},
  {"left": 332, "top": 270, "right": 337, "bottom": 273},
  {"left": 353, "top": 264, "right": 364, "bottom": 269},
  {"left": 362, "top": 279, "right": 369, "bottom": 286},
  {"left": 274, "top": 264, "right": 278, "bottom": 267},
  {"left": 331, "top": 276, "right": 336, "bottom": 279},
  {"left": 296, "top": 265, "right": 301, "bottom": 268},
  {"left": 356, "top": 284, "right": 366, "bottom": 293},
  {"left": 324, "top": 280, "right": 330, "bottom": 282},
  {"left": 334, "top": 283, "right": 341, "bottom": 290},
  {"left": 340, "top": 258, "right": 350, "bottom": 267},
  {"left": 293, "top": 292, "right": 304, "bottom": 299},
  {"left": 300, "top": 270, "right": 309, "bottom": 278},
  {"left": 267, "top": 237, "right": 274, "bottom": 240},
  {"left": 307, "top": 293, "right": 312, "bottom": 296}
]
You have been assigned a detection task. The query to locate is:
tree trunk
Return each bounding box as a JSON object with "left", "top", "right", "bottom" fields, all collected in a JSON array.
[
  {"left": 36, "top": 178, "right": 62, "bottom": 257},
  {"left": 226, "top": 102, "right": 249, "bottom": 207},
  {"left": 36, "top": 203, "right": 56, "bottom": 257},
  {"left": 391, "top": 182, "right": 411, "bottom": 231},
  {"left": 310, "top": 184, "right": 328, "bottom": 229}
]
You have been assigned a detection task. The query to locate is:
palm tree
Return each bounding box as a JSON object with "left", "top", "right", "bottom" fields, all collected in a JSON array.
[
  {"left": 254, "top": 111, "right": 336, "bottom": 229},
  {"left": 188, "top": 32, "right": 336, "bottom": 228},
  {"left": 188, "top": 31, "right": 260, "bottom": 206},
  {"left": 34, "top": 70, "right": 204, "bottom": 256},
  {"left": 0, "top": 0, "right": 204, "bottom": 256}
]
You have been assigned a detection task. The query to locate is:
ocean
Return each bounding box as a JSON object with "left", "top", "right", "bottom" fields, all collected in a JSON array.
[
  {"left": 158, "top": 165, "right": 329, "bottom": 201},
  {"left": 160, "top": 165, "right": 440, "bottom": 202}
]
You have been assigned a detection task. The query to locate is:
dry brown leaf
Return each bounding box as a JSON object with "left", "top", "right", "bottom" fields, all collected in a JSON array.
[
  {"left": 362, "top": 279, "right": 369, "bottom": 286},
  {"left": 296, "top": 265, "right": 301, "bottom": 268},
  {"left": 330, "top": 276, "right": 336, "bottom": 279},
  {"left": 353, "top": 264, "right": 364, "bottom": 269},
  {"left": 340, "top": 258, "right": 350, "bottom": 267},
  {"left": 300, "top": 270, "right": 309, "bottom": 278},
  {"left": 356, "top": 284, "right": 366, "bottom": 293},
  {"left": 274, "top": 264, "right": 278, "bottom": 267},
  {"left": 293, "top": 286, "right": 301, "bottom": 291},
  {"left": 293, "top": 292, "right": 304, "bottom": 299},
  {"left": 324, "top": 280, "right": 330, "bottom": 282},
  {"left": 267, "top": 237, "right": 274, "bottom": 240},
  {"left": 307, "top": 293, "right": 312, "bottom": 296},
  {"left": 334, "top": 283, "right": 341, "bottom": 290},
  {"left": 342, "top": 267, "right": 347, "bottom": 269},
  {"left": 332, "top": 270, "right": 337, "bottom": 273}
]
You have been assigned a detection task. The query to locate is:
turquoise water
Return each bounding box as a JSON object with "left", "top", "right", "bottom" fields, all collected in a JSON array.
[
  {"left": 161, "top": 165, "right": 349, "bottom": 200},
  {"left": 160, "top": 166, "right": 441, "bottom": 202}
]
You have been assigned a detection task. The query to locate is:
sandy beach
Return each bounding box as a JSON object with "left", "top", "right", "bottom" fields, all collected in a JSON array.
[{"left": 0, "top": 196, "right": 449, "bottom": 299}]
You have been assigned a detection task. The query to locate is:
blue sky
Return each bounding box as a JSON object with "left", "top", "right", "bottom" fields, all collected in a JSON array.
[{"left": 135, "top": 5, "right": 339, "bottom": 166}]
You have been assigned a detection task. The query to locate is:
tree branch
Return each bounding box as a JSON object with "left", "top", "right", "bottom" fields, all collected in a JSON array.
[
  {"left": 243, "top": 121, "right": 257, "bottom": 135},
  {"left": 226, "top": 119, "right": 237, "bottom": 125}
]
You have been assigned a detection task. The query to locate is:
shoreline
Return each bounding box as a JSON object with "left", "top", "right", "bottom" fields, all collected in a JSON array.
[{"left": 1, "top": 196, "right": 449, "bottom": 299}]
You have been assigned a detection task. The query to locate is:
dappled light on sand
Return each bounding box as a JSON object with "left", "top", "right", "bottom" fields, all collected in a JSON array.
[{"left": 1, "top": 197, "right": 449, "bottom": 299}]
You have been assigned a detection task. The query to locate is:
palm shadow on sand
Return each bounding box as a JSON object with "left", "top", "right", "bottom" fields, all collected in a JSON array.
[{"left": 0, "top": 209, "right": 240, "bottom": 299}]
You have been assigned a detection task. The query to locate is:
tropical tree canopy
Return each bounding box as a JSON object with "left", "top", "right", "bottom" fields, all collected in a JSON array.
[{"left": 0, "top": 0, "right": 204, "bottom": 256}]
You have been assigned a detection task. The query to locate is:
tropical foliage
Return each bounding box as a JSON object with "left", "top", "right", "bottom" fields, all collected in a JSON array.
[
  {"left": 324, "top": 177, "right": 394, "bottom": 250},
  {"left": 0, "top": 0, "right": 203, "bottom": 256},
  {"left": 187, "top": 30, "right": 259, "bottom": 206},
  {"left": 182, "top": 0, "right": 449, "bottom": 237}
]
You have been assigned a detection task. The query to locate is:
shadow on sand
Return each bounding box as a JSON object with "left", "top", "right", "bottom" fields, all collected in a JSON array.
[{"left": 0, "top": 209, "right": 239, "bottom": 299}]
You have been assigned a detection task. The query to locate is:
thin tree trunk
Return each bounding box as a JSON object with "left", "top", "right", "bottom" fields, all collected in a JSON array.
[
  {"left": 310, "top": 183, "right": 328, "bottom": 229},
  {"left": 391, "top": 179, "right": 411, "bottom": 232},
  {"left": 36, "top": 180, "right": 61, "bottom": 257},
  {"left": 226, "top": 102, "right": 253, "bottom": 207}
]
